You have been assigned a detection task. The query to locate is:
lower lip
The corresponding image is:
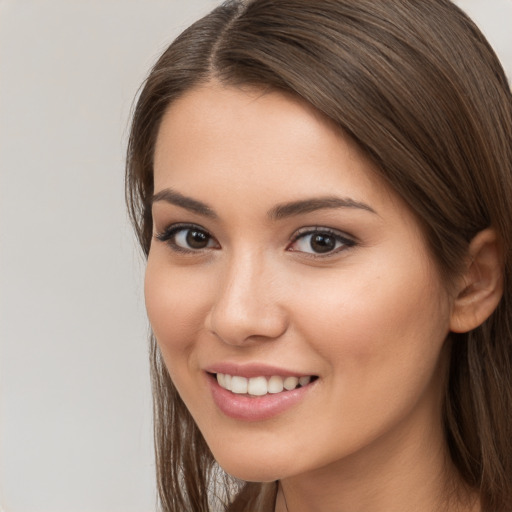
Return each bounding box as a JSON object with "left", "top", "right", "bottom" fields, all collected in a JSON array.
[{"left": 207, "top": 374, "right": 316, "bottom": 422}]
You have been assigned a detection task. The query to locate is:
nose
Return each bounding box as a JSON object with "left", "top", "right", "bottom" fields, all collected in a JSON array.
[{"left": 205, "top": 252, "right": 289, "bottom": 346}]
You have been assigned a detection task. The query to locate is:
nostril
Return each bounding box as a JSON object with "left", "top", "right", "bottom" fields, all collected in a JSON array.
[{"left": 204, "top": 280, "right": 289, "bottom": 345}]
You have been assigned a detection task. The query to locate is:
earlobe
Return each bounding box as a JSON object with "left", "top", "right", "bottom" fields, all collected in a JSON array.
[{"left": 450, "top": 228, "right": 504, "bottom": 333}]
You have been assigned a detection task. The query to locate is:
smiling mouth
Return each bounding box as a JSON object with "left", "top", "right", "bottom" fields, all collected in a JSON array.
[{"left": 211, "top": 373, "right": 318, "bottom": 397}]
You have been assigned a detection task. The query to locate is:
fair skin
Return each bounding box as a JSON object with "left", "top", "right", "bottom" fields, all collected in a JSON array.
[{"left": 145, "top": 82, "right": 483, "bottom": 512}]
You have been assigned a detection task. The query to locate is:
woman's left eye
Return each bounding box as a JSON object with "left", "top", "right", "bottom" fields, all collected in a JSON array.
[{"left": 287, "top": 228, "right": 356, "bottom": 255}]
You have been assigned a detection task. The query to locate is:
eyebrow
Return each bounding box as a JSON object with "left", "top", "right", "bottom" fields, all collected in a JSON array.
[
  {"left": 151, "top": 188, "right": 376, "bottom": 220},
  {"left": 151, "top": 188, "right": 217, "bottom": 218},
  {"left": 268, "top": 196, "right": 377, "bottom": 220}
]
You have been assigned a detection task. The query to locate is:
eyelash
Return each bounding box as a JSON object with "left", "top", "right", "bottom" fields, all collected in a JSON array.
[
  {"left": 155, "top": 223, "right": 218, "bottom": 254},
  {"left": 154, "top": 223, "right": 356, "bottom": 257},
  {"left": 287, "top": 227, "right": 356, "bottom": 257}
]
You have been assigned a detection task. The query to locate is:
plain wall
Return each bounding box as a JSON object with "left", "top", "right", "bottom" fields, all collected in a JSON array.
[
  {"left": 0, "top": 1, "right": 510, "bottom": 511},
  {"left": 0, "top": 2, "right": 220, "bottom": 511}
]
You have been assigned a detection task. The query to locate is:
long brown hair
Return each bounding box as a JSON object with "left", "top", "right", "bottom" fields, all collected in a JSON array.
[{"left": 126, "top": 1, "right": 512, "bottom": 510}]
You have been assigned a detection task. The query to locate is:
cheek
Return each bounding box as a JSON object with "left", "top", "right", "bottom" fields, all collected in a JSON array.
[
  {"left": 293, "top": 258, "right": 451, "bottom": 387},
  {"left": 144, "top": 255, "right": 210, "bottom": 363},
  {"left": 281, "top": 262, "right": 451, "bottom": 463}
]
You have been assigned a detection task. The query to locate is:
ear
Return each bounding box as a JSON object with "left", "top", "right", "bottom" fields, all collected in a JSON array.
[{"left": 450, "top": 228, "right": 504, "bottom": 333}]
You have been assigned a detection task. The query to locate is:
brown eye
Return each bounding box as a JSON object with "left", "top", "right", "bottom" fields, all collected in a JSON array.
[
  {"left": 309, "top": 233, "right": 336, "bottom": 253},
  {"left": 156, "top": 224, "right": 219, "bottom": 252},
  {"left": 288, "top": 228, "right": 356, "bottom": 256},
  {"left": 185, "top": 229, "right": 210, "bottom": 249}
]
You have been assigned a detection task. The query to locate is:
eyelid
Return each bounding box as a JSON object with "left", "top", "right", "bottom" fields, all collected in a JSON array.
[
  {"left": 154, "top": 223, "right": 356, "bottom": 257},
  {"left": 154, "top": 222, "right": 219, "bottom": 253},
  {"left": 287, "top": 226, "right": 357, "bottom": 256}
]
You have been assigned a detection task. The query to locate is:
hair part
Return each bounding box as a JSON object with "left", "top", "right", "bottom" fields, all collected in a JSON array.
[{"left": 126, "top": 1, "right": 512, "bottom": 510}]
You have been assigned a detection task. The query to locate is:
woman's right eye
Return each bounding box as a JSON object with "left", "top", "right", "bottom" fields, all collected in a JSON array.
[{"left": 155, "top": 224, "right": 219, "bottom": 252}]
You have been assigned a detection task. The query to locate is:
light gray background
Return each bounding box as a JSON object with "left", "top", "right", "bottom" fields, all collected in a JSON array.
[{"left": 0, "top": 1, "right": 510, "bottom": 511}]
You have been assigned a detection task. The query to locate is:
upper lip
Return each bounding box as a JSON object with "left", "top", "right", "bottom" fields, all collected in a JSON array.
[{"left": 204, "top": 362, "right": 314, "bottom": 379}]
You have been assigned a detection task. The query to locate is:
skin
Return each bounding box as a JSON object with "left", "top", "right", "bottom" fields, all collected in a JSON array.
[{"left": 145, "top": 82, "right": 475, "bottom": 511}]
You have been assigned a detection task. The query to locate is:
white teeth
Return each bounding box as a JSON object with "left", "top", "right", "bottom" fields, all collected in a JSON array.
[
  {"left": 247, "top": 376, "right": 268, "bottom": 396},
  {"left": 231, "top": 376, "right": 248, "bottom": 394},
  {"left": 283, "top": 376, "right": 299, "bottom": 390},
  {"left": 267, "top": 375, "right": 284, "bottom": 394},
  {"left": 299, "top": 376, "right": 311, "bottom": 386},
  {"left": 215, "top": 373, "right": 313, "bottom": 396}
]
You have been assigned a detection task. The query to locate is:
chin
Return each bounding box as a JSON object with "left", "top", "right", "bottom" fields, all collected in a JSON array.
[
  {"left": 220, "top": 463, "right": 281, "bottom": 483},
  {"left": 212, "top": 449, "right": 288, "bottom": 482}
]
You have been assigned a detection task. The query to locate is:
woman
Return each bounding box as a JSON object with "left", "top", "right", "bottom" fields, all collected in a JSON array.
[{"left": 126, "top": 0, "right": 512, "bottom": 510}]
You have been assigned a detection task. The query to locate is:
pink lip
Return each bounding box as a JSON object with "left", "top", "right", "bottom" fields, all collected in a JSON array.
[
  {"left": 206, "top": 372, "right": 317, "bottom": 422},
  {"left": 205, "top": 362, "right": 312, "bottom": 379}
]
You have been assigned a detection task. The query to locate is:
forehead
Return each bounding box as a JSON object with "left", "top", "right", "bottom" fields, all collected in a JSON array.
[{"left": 153, "top": 82, "right": 399, "bottom": 215}]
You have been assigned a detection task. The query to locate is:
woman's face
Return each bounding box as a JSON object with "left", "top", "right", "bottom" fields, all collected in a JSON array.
[{"left": 145, "top": 83, "right": 454, "bottom": 482}]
